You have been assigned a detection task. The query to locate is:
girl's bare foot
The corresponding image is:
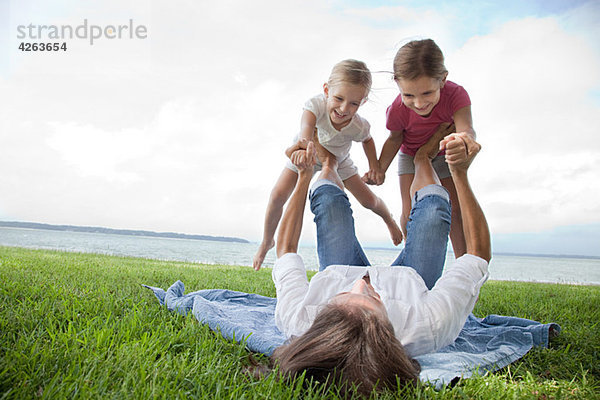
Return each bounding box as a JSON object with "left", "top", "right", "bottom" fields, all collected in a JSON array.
[
  {"left": 387, "top": 218, "right": 404, "bottom": 245},
  {"left": 252, "top": 239, "right": 274, "bottom": 271}
]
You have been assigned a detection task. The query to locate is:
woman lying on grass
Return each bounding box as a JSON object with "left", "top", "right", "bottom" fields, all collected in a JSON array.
[{"left": 267, "top": 127, "right": 490, "bottom": 396}]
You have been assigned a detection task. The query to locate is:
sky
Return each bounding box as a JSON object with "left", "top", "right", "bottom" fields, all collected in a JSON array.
[{"left": 1, "top": 0, "right": 599, "bottom": 257}]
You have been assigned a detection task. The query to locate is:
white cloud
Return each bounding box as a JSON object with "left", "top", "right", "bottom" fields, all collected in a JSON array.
[
  {"left": 46, "top": 122, "right": 149, "bottom": 182},
  {"left": 447, "top": 15, "right": 600, "bottom": 233}
]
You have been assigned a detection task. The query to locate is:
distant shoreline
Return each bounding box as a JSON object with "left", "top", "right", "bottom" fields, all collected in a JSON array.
[
  {"left": 2, "top": 221, "right": 599, "bottom": 260},
  {"left": 0, "top": 221, "right": 249, "bottom": 244},
  {"left": 486, "top": 251, "right": 600, "bottom": 261},
  {"left": 335, "top": 246, "right": 600, "bottom": 261}
]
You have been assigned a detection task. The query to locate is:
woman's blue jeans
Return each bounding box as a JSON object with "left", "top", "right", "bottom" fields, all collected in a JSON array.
[{"left": 309, "top": 180, "right": 451, "bottom": 289}]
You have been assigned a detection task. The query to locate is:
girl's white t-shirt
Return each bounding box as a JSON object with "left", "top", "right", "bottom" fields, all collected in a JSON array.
[{"left": 304, "top": 94, "right": 371, "bottom": 161}]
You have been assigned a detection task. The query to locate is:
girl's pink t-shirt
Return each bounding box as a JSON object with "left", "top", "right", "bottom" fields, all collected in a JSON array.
[{"left": 386, "top": 80, "right": 471, "bottom": 156}]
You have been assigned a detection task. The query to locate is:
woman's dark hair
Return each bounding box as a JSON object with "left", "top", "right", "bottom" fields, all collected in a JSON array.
[{"left": 270, "top": 303, "right": 421, "bottom": 396}]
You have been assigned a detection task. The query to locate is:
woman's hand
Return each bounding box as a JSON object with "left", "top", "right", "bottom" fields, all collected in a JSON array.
[
  {"left": 286, "top": 138, "right": 313, "bottom": 170},
  {"left": 440, "top": 132, "right": 481, "bottom": 171},
  {"left": 286, "top": 139, "right": 316, "bottom": 172}
]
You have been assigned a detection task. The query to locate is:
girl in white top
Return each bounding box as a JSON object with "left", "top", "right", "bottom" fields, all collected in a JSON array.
[{"left": 253, "top": 60, "right": 402, "bottom": 270}]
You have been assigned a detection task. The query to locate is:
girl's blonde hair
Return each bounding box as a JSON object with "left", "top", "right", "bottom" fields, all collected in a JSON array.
[
  {"left": 393, "top": 39, "right": 447, "bottom": 81},
  {"left": 328, "top": 59, "right": 372, "bottom": 94}
]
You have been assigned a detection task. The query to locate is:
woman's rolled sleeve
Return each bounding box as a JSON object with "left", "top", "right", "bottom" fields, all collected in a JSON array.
[
  {"left": 272, "top": 253, "right": 310, "bottom": 337},
  {"left": 425, "top": 254, "right": 489, "bottom": 350}
]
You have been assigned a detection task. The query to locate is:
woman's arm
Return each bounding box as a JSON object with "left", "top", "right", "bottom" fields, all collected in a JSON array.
[
  {"left": 272, "top": 253, "right": 311, "bottom": 337},
  {"left": 426, "top": 133, "right": 490, "bottom": 350},
  {"left": 441, "top": 134, "right": 490, "bottom": 262},
  {"left": 426, "top": 254, "right": 489, "bottom": 351},
  {"left": 273, "top": 142, "right": 316, "bottom": 336},
  {"left": 276, "top": 141, "right": 316, "bottom": 257}
]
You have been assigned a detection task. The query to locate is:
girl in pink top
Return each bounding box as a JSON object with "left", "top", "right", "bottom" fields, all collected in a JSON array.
[{"left": 376, "top": 39, "right": 476, "bottom": 257}]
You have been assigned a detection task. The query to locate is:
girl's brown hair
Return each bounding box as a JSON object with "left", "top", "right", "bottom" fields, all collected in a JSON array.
[
  {"left": 328, "top": 59, "right": 372, "bottom": 94},
  {"left": 393, "top": 39, "right": 447, "bottom": 81},
  {"left": 271, "top": 303, "right": 421, "bottom": 396}
]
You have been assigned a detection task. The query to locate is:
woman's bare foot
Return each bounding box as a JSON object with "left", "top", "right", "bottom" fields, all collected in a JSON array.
[
  {"left": 252, "top": 239, "right": 274, "bottom": 271},
  {"left": 312, "top": 130, "right": 338, "bottom": 170},
  {"left": 416, "top": 122, "right": 455, "bottom": 160},
  {"left": 387, "top": 218, "right": 404, "bottom": 245}
]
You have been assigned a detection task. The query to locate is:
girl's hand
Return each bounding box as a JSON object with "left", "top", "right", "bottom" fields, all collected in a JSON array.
[
  {"left": 373, "top": 168, "right": 385, "bottom": 185},
  {"left": 361, "top": 171, "right": 374, "bottom": 185},
  {"left": 361, "top": 167, "right": 385, "bottom": 185}
]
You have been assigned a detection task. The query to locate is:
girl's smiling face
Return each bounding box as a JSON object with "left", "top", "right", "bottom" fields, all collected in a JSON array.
[
  {"left": 396, "top": 75, "right": 446, "bottom": 117},
  {"left": 324, "top": 83, "right": 367, "bottom": 130}
]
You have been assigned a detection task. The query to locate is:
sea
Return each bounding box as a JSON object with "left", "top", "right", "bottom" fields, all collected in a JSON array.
[{"left": 1, "top": 226, "right": 599, "bottom": 285}]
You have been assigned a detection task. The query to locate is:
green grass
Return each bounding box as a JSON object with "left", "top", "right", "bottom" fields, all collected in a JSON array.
[{"left": 0, "top": 246, "right": 599, "bottom": 399}]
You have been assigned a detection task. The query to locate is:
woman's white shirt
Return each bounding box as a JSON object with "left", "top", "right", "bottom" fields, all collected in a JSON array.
[{"left": 272, "top": 253, "right": 489, "bottom": 357}]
